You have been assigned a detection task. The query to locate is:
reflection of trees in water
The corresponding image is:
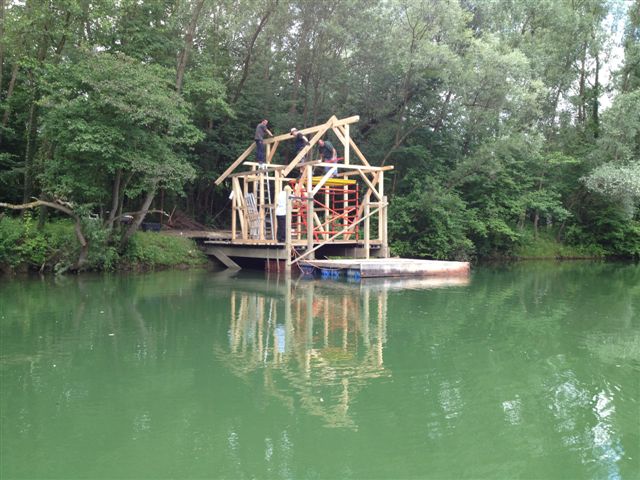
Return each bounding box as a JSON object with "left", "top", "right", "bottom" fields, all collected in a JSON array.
[
  {"left": 215, "top": 278, "right": 390, "bottom": 429},
  {"left": 0, "top": 272, "right": 201, "bottom": 467},
  {"left": 2, "top": 265, "right": 638, "bottom": 476}
]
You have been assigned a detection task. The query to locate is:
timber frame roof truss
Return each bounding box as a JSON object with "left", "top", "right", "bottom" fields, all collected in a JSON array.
[{"left": 213, "top": 115, "right": 392, "bottom": 260}]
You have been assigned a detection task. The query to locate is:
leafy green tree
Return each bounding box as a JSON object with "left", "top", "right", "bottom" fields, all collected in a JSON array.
[
  {"left": 578, "top": 6, "right": 640, "bottom": 256},
  {"left": 583, "top": 9, "right": 640, "bottom": 208},
  {"left": 583, "top": 90, "right": 640, "bottom": 206},
  {"left": 2, "top": 0, "right": 638, "bottom": 264},
  {"left": 389, "top": 176, "right": 477, "bottom": 261},
  {"left": 38, "top": 51, "right": 201, "bottom": 252}
]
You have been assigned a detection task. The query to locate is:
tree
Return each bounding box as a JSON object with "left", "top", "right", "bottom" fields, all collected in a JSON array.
[
  {"left": 583, "top": 90, "right": 640, "bottom": 212},
  {"left": 37, "top": 51, "right": 201, "bottom": 257},
  {"left": 583, "top": 6, "right": 640, "bottom": 213}
]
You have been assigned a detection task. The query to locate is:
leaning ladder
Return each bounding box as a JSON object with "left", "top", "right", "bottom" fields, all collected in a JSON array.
[
  {"left": 245, "top": 193, "right": 260, "bottom": 239},
  {"left": 245, "top": 171, "right": 275, "bottom": 240},
  {"left": 265, "top": 173, "right": 275, "bottom": 240}
]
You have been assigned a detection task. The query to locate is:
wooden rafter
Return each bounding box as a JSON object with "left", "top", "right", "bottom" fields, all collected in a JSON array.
[{"left": 215, "top": 115, "right": 364, "bottom": 185}]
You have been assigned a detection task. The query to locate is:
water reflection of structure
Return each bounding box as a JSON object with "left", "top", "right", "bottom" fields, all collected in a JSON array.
[{"left": 217, "top": 276, "right": 391, "bottom": 429}]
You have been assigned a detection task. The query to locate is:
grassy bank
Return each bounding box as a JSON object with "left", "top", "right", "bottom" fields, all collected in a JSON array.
[
  {"left": 0, "top": 216, "right": 209, "bottom": 274},
  {"left": 1, "top": 216, "right": 629, "bottom": 274},
  {"left": 512, "top": 229, "right": 606, "bottom": 260}
]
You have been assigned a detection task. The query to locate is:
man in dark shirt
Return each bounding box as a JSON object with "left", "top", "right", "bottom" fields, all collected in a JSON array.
[
  {"left": 254, "top": 119, "right": 273, "bottom": 167},
  {"left": 290, "top": 128, "right": 309, "bottom": 156},
  {"left": 317, "top": 138, "right": 338, "bottom": 175}
]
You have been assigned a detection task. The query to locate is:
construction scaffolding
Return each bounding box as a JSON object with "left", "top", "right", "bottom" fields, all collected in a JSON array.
[
  {"left": 214, "top": 115, "right": 393, "bottom": 268},
  {"left": 291, "top": 177, "right": 360, "bottom": 242}
]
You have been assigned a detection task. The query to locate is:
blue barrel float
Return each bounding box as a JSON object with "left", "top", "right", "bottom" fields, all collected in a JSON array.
[
  {"left": 346, "top": 269, "right": 361, "bottom": 280},
  {"left": 321, "top": 268, "right": 341, "bottom": 279}
]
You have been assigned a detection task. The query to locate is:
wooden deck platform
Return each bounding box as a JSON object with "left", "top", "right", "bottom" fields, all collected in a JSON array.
[
  {"left": 298, "top": 258, "right": 470, "bottom": 278},
  {"left": 164, "top": 230, "right": 470, "bottom": 279}
]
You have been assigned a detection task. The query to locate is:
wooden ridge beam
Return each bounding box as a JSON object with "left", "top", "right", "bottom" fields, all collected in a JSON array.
[
  {"left": 215, "top": 115, "right": 364, "bottom": 185},
  {"left": 263, "top": 115, "right": 359, "bottom": 145}
]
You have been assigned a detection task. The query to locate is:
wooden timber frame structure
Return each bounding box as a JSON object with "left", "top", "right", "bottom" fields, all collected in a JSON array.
[{"left": 213, "top": 115, "right": 393, "bottom": 271}]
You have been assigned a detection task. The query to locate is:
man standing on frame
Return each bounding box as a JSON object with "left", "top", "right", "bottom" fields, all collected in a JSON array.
[
  {"left": 290, "top": 127, "right": 309, "bottom": 157},
  {"left": 255, "top": 119, "right": 273, "bottom": 168},
  {"left": 290, "top": 127, "right": 309, "bottom": 177},
  {"left": 317, "top": 138, "right": 338, "bottom": 175}
]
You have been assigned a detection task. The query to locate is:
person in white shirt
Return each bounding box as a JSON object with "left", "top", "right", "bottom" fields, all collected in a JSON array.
[{"left": 275, "top": 188, "right": 288, "bottom": 242}]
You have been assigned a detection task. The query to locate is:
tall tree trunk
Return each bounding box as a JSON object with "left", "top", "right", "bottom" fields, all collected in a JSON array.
[
  {"left": 121, "top": 186, "right": 158, "bottom": 249},
  {"left": 578, "top": 43, "right": 587, "bottom": 124},
  {"left": 0, "top": 62, "right": 18, "bottom": 144},
  {"left": 176, "top": 0, "right": 205, "bottom": 94},
  {"left": 231, "top": 5, "right": 275, "bottom": 104},
  {"left": 289, "top": 59, "right": 303, "bottom": 114},
  {"left": 289, "top": 18, "right": 311, "bottom": 114},
  {"left": 592, "top": 54, "right": 600, "bottom": 138},
  {"left": 0, "top": 0, "right": 4, "bottom": 96},
  {"left": 22, "top": 98, "right": 38, "bottom": 203},
  {"left": 106, "top": 169, "right": 122, "bottom": 230},
  {"left": 81, "top": 0, "right": 92, "bottom": 43},
  {"left": 116, "top": 172, "right": 133, "bottom": 223}
]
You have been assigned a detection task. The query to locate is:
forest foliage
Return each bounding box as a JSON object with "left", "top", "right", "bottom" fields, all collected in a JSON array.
[{"left": 0, "top": 0, "right": 639, "bottom": 269}]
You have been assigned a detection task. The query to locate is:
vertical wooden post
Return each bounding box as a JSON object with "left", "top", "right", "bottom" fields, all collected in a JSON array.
[
  {"left": 259, "top": 171, "right": 265, "bottom": 240},
  {"left": 251, "top": 168, "right": 256, "bottom": 195},
  {"left": 378, "top": 172, "right": 384, "bottom": 241},
  {"left": 296, "top": 179, "right": 302, "bottom": 241},
  {"left": 275, "top": 170, "right": 282, "bottom": 198},
  {"left": 285, "top": 186, "right": 292, "bottom": 272},
  {"left": 275, "top": 170, "right": 281, "bottom": 244},
  {"left": 343, "top": 184, "right": 348, "bottom": 239},
  {"left": 324, "top": 187, "right": 330, "bottom": 235},
  {"left": 381, "top": 195, "right": 388, "bottom": 258},
  {"left": 233, "top": 177, "right": 247, "bottom": 240},
  {"left": 243, "top": 175, "right": 250, "bottom": 240},
  {"left": 231, "top": 188, "right": 237, "bottom": 241},
  {"left": 306, "top": 164, "right": 314, "bottom": 259},
  {"left": 344, "top": 124, "right": 350, "bottom": 165},
  {"left": 364, "top": 200, "right": 370, "bottom": 259}
]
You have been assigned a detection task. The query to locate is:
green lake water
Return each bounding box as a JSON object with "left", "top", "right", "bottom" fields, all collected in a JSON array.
[{"left": 1, "top": 262, "right": 638, "bottom": 479}]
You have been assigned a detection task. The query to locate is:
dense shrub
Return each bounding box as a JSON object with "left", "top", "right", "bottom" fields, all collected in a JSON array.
[
  {"left": 121, "top": 232, "right": 209, "bottom": 269},
  {"left": 389, "top": 182, "right": 478, "bottom": 261},
  {"left": 0, "top": 215, "right": 77, "bottom": 272},
  {"left": 0, "top": 216, "right": 209, "bottom": 273}
]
